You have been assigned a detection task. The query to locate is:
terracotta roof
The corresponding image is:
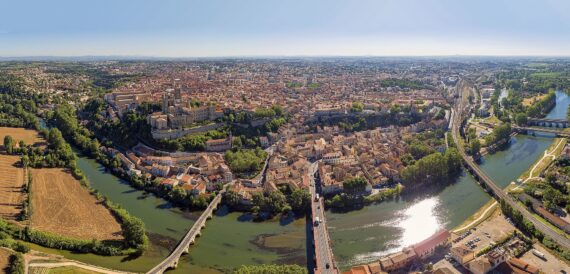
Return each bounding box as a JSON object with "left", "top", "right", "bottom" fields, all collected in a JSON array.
[
  {"left": 412, "top": 230, "right": 450, "bottom": 255},
  {"left": 495, "top": 258, "right": 539, "bottom": 274},
  {"left": 342, "top": 265, "right": 371, "bottom": 274}
]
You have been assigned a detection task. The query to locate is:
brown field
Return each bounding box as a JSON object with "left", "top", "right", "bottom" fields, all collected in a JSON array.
[
  {"left": 0, "top": 155, "right": 25, "bottom": 220},
  {"left": 0, "top": 248, "right": 12, "bottom": 273},
  {"left": 0, "top": 127, "right": 44, "bottom": 148},
  {"left": 522, "top": 94, "right": 547, "bottom": 107},
  {"left": 30, "top": 168, "right": 123, "bottom": 241}
]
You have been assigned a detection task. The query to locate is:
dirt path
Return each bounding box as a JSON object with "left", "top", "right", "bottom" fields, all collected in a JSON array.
[
  {"left": 28, "top": 261, "right": 135, "bottom": 274},
  {"left": 515, "top": 138, "right": 565, "bottom": 190},
  {"left": 453, "top": 201, "right": 497, "bottom": 233}
]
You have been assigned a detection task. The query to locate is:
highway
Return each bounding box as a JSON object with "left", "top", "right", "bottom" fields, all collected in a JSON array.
[
  {"left": 308, "top": 162, "right": 339, "bottom": 274},
  {"left": 147, "top": 191, "right": 224, "bottom": 274},
  {"left": 451, "top": 80, "right": 570, "bottom": 250}
]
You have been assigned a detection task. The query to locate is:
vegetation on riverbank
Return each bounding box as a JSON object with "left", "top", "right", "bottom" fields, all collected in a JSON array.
[
  {"left": 0, "top": 77, "right": 149, "bottom": 256},
  {"left": 401, "top": 148, "right": 462, "bottom": 186},
  {"left": 233, "top": 264, "right": 308, "bottom": 274},
  {"left": 483, "top": 123, "right": 512, "bottom": 148},
  {"left": 223, "top": 188, "right": 311, "bottom": 217},
  {"left": 326, "top": 184, "right": 402, "bottom": 211}
]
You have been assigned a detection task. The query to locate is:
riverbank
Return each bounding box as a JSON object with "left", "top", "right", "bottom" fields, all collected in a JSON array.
[
  {"left": 327, "top": 133, "right": 554, "bottom": 271},
  {"left": 516, "top": 137, "right": 566, "bottom": 186}
]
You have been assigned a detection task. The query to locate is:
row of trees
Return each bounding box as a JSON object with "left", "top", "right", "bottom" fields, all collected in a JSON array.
[
  {"left": 401, "top": 148, "right": 462, "bottom": 186},
  {"left": 223, "top": 188, "right": 311, "bottom": 215},
  {"left": 500, "top": 198, "right": 570, "bottom": 261}
]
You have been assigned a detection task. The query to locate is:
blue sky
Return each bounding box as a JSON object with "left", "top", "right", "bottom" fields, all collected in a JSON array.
[{"left": 1, "top": 0, "right": 570, "bottom": 57}]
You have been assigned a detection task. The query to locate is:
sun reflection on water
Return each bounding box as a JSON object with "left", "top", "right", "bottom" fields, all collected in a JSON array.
[{"left": 399, "top": 197, "right": 442, "bottom": 248}]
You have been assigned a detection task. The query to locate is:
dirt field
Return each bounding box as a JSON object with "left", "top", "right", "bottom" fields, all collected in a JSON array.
[
  {"left": 0, "top": 248, "right": 13, "bottom": 273},
  {"left": 522, "top": 94, "right": 547, "bottom": 107},
  {"left": 520, "top": 244, "right": 570, "bottom": 274},
  {"left": 0, "top": 155, "right": 25, "bottom": 220},
  {"left": 0, "top": 127, "right": 44, "bottom": 148},
  {"left": 30, "top": 168, "right": 123, "bottom": 241}
]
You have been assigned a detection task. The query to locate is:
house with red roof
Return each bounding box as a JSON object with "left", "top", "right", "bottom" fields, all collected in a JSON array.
[{"left": 411, "top": 230, "right": 450, "bottom": 259}]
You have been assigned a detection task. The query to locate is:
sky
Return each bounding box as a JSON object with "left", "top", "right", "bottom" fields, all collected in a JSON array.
[{"left": 1, "top": 0, "right": 570, "bottom": 57}]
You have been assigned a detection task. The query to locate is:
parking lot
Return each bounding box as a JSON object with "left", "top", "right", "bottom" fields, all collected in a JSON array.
[{"left": 451, "top": 212, "right": 516, "bottom": 255}]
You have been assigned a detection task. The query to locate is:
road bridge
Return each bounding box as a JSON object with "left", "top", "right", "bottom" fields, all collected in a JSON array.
[
  {"left": 452, "top": 82, "right": 570, "bottom": 250},
  {"left": 308, "top": 162, "right": 339, "bottom": 274},
  {"left": 147, "top": 191, "right": 224, "bottom": 274}
]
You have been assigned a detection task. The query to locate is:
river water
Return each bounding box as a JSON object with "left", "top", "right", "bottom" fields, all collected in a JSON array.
[
  {"left": 29, "top": 91, "right": 569, "bottom": 272},
  {"left": 327, "top": 90, "right": 570, "bottom": 270}
]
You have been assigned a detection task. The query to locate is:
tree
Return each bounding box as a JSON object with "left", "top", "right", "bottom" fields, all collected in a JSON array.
[
  {"left": 122, "top": 216, "right": 148, "bottom": 249},
  {"left": 3, "top": 135, "right": 13, "bottom": 154},
  {"left": 223, "top": 190, "right": 241, "bottom": 207},
  {"left": 469, "top": 139, "right": 481, "bottom": 155},
  {"left": 401, "top": 148, "right": 462, "bottom": 186},
  {"left": 266, "top": 191, "right": 288, "bottom": 213},
  {"left": 409, "top": 142, "right": 435, "bottom": 160},
  {"left": 343, "top": 177, "right": 368, "bottom": 195},
  {"left": 351, "top": 101, "right": 364, "bottom": 112},
  {"left": 288, "top": 189, "right": 310, "bottom": 212},
  {"left": 515, "top": 113, "right": 528, "bottom": 126}
]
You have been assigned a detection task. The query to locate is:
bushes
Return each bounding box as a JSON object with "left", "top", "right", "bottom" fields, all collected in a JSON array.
[
  {"left": 7, "top": 253, "right": 24, "bottom": 274},
  {"left": 23, "top": 228, "right": 122, "bottom": 256}
]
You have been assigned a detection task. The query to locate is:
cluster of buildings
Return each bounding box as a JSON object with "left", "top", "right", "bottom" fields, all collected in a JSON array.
[
  {"left": 100, "top": 143, "right": 233, "bottom": 196},
  {"left": 344, "top": 230, "right": 540, "bottom": 274},
  {"left": 344, "top": 230, "right": 451, "bottom": 274},
  {"left": 147, "top": 85, "right": 224, "bottom": 131},
  {"left": 450, "top": 235, "right": 538, "bottom": 274},
  {"left": 478, "top": 86, "right": 496, "bottom": 117}
]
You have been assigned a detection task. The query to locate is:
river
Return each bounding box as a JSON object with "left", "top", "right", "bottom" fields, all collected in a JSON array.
[
  {"left": 29, "top": 92, "right": 569, "bottom": 272},
  {"left": 326, "top": 90, "right": 570, "bottom": 270},
  {"left": 27, "top": 155, "right": 307, "bottom": 273}
]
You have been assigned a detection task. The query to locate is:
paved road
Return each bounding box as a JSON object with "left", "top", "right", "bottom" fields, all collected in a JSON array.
[
  {"left": 308, "top": 162, "right": 338, "bottom": 274},
  {"left": 147, "top": 191, "right": 224, "bottom": 274},
  {"left": 452, "top": 80, "right": 570, "bottom": 250}
]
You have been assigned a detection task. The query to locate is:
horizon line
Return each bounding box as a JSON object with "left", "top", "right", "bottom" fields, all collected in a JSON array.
[{"left": 2, "top": 54, "right": 570, "bottom": 61}]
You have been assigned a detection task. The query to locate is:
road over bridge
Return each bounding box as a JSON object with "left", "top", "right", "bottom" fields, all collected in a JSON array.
[
  {"left": 309, "top": 162, "right": 339, "bottom": 274},
  {"left": 147, "top": 191, "right": 224, "bottom": 274}
]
